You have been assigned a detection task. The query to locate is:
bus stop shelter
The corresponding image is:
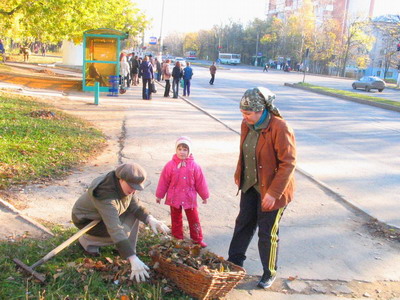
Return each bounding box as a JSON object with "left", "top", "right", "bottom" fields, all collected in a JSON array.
[{"left": 82, "top": 28, "right": 128, "bottom": 92}]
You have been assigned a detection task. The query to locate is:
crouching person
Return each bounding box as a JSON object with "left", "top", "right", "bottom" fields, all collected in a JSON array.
[{"left": 72, "top": 163, "right": 170, "bottom": 282}]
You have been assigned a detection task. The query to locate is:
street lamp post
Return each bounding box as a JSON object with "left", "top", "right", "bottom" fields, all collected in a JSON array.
[
  {"left": 254, "top": 32, "right": 259, "bottom": 67},
  {"left": 158, "top": 0, "right": 166, "bottom": 60}
]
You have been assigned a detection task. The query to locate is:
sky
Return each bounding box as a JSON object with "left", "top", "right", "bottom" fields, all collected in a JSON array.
[
  {"left": 134, "top": 0, "right": 400, "bottom": 40},
  {"left": 373, "top": 0, "right": 400, "bottom": 17},
  {"left": 134, "top": 0, "right": 266, "bottom": 38}
]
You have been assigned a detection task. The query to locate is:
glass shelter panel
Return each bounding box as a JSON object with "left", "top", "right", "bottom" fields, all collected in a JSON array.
[
  {"left": 85, "top": 63, "right": 116, "bottom": 87},
  {"left": 85, "top": 37, "right": 117, "bottom": 61}
]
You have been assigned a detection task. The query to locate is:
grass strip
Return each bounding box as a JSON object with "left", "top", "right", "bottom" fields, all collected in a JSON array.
[
  {"left": 0, "top": 226, "right": 189, "bottom": 299},
  {"left": 297, "top": 82, "right": 400, "bottom": 108},
  {"left": 0, "top": 91, "right": 106, "bottom": 189}
]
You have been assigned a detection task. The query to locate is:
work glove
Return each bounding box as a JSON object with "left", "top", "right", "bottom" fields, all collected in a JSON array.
[
  {"left": 128, "top": 255, "right": 150, "bottom": 282},
  {"left": 147, "top": 215, "right": 171, "bottom": 235}
]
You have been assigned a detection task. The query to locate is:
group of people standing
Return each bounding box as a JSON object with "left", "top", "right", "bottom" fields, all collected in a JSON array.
[
  {"left": 120, "top": 52, "right": 165, "bottom": 99},
  {"left": 71, "top": 83, "right": 296, "bottom": 290},
  {"left": 119, "top": 51, "right": 220, "bottom": 100},
  {"left": 120, "top": 52, "right": 195, "bottom": 100}
]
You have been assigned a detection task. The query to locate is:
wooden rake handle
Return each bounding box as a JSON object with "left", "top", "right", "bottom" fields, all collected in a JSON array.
[{"left": 30, "top": 220, "right": 100, "bottom": 269}]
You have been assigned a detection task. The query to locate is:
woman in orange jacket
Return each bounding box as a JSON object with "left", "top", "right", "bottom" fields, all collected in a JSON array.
[{"left": 228, "top": 87, "right": 296, "bottom": 290}]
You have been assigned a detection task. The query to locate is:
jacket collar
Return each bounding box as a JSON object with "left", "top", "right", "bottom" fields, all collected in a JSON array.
[{"left": 172, "top": 153, "right": 194, "bottom": 163}]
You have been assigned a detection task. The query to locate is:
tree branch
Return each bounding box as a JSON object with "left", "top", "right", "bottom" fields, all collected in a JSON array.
[{"left": 0, "top": 4, "right": 24, "bottom": 16}]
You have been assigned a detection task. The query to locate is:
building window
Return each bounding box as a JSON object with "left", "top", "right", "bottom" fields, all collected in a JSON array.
[
  {"left": 377, "top": 71, "right": 381, "bottom": 76},
  {"left": 386, "top": 72, "right": 393, "bottom": 77},
  {"left": 378, "top": 60, "right": 382, "bottom": 68},
  {"left": 325, "top": 4, "right": 333, "bottom": 11}
]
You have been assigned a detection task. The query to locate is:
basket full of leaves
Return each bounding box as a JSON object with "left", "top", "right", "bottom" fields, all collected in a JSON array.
[{"left": 149, "top": 238, "right": 246, "bottom": 300}]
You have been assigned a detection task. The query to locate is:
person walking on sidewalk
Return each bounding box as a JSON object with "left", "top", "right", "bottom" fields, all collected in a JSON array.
[
  {"left": 227, "top": 87, "right": 296, "bottom": 290},
  {"left": 72, "top": 163, "right": 170, "bottom": 282},
  {"left": 155, "top": 136, "right": 209, "bottom": 248},
  {"left": 162, "top": 59, "right": 172, "bottom": 97},
  {"left": 154, "top": 57, "right": 162, "bottom": 82},
  {"left": 171, "top": 61, "right": 183, "bottom": 98},
  {"left": 139, "top": 56, "right": 154, "bottom": 100},
  {"left": 119, "top": 53, "right": 130, "bottom": 88},
  {"left": 263, "top": 62, "right": 269, "bottom": 72},
  {"left": 209, "top": 62, "right": 217, "bottom": 85},
  {"left": 131, "top": 55, "right": 140, "bottom": 86},
  {"left": 182, "top": 61, "right": 193, "bottom": 97}
]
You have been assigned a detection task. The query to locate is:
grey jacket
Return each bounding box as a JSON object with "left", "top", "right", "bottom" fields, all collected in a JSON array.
[{"left": 72, "top": 171, "right": 149, "bottom": 258}]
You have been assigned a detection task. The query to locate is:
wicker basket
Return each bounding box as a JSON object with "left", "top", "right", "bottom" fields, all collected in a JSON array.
[{"left": 150, "top": 250, "right": 246, "bottom": 300}]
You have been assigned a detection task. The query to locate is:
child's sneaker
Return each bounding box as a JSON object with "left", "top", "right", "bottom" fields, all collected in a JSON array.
[{"left": 197, "top": 241, "right": 207, "bottom": 248}]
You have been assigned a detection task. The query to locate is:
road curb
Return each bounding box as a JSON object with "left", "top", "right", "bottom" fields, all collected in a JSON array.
[
  {"left": 0, "top": 197, "right": 54, "bottom": 237},
  {"left": 284, "top": 82, "right": 400, "bottom": 113}
]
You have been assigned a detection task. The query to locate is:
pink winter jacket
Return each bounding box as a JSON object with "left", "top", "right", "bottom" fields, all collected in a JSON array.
[{"left": 156, "top": 154, "right": 209, "bottom": 209}]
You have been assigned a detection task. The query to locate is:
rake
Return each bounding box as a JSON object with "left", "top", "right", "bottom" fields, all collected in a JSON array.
[{"left": 13, "top": 220, "right": 99, "bottom": 283}]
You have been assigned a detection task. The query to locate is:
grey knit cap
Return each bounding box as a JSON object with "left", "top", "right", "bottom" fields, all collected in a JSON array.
[{"left": 240, "top": 87, "right": 281, "bottom": 117}]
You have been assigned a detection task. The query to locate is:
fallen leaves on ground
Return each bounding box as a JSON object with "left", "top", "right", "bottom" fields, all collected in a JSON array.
[
  {"left": 76, "top": 257, "right": 130, "bottom": 284},
  {"left": 29, "top": 110, "right": 60, "bottom": 119}
]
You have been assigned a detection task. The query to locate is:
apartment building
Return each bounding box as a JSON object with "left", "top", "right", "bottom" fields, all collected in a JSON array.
[
  {"left": 265, "top": 0, "right": 375, "bottom": 27},
  {"left": 265, "top": 0, "right": 400, "bottom": 81}
]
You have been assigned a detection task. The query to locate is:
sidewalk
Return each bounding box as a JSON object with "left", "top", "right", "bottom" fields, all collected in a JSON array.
[{"left": 0, "top": 68, "right": 399, "bottom": 299}]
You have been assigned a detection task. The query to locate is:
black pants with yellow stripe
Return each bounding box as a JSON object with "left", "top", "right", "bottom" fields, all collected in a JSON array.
[{"left": 228, "top": 187, "right": 285, "bottom": 278}]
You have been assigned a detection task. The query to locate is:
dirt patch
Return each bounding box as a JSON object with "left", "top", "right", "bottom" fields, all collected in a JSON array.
[
  {"left": 367, "top": 219, "right": 400, "bottom": 243},
  {"left": 34, "top": 69, "right": 57, "bottom": 76}
]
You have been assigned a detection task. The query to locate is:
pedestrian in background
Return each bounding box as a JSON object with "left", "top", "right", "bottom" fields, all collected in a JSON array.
[
  {"left": 41, "top": 44, "right": 47, "bottom": 57},
  {"left": 155, "top": 58, "right": 162, "bottom": 82},
  {"left": 131, "top": 55, "right": 140, "bottom": 86},
  {"left": 209, "top": 62, "right": 217, "bottom": 85},
  {"left": 0, "top": 39, "right": 5, "bottom": 62},
  {"left": 155, "top": 136, "right": 209, "bottom": 248},
  {"left": 183, "top": 61, "right": 193, "bottom": 97},
  {"left": 137, "top": 57, "right": 143, "bottom": 85},
  {"left": 120, "top": 53, "right": 130, "bottom": 88},
  {"left": 227, "top": 87, "right": 296, "bottom": 290},
  {"left": 171, "top": 61, "right": 183, "bottom": 98},
  {"left": 162, "top": 59, "right": 171, "bottom": 97},
  {"left": 139, "top": 56, "right": 154, "bottom": 100},
  {"left": 0, "top": 39, "right": 4, "bottom": 54}
]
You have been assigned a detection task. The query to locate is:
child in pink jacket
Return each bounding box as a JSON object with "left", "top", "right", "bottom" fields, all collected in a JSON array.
[{"left": 156, "top": 136, "right": 209, "bottom": 247}]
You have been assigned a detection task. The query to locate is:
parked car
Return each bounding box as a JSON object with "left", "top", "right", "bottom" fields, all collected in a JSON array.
[
  {"left": 165, "top": 55, "right": 175, "bottom": 63},
  {"left": 174, "top": 57, "right": 186, "bottom": 68},
  {"left": 352, "top": 76, "right": 386, "bottom": 92}
]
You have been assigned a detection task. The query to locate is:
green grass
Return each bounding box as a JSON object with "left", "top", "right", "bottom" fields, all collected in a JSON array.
[
  {"left": 297, "top": 82, "right": 400, "bottom": 108},
  {"left": 0, "top": 92, "right": 106, "bottom": 188},
  {"left": 6, "top": 53, "right": 62, "bottom": 65},
  {"left": 0, "top": 92, "right": 191, "bottom": 299},
  {"left": 0, "top": 226, "right": 190, "bottom": 299}
]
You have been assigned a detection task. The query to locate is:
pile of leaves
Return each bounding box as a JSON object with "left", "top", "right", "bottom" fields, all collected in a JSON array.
[
  {"left": 28, "top": 110, "right": 59, "bottom": 119},
  {"left": 35, "top": 69, "right": 57, "bottom": 76},
  {"left": 150, "top": 238, "right": 234, "bottom": 273}
]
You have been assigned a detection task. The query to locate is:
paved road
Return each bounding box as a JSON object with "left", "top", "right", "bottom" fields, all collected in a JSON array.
[
  {"left": 197, "top": 60, "right": 400, "bottom": 102},
  {"left": 287, "top": 71, "right": 400, "bottom": 102},
  {"left": 179, "top": 65, "right": 400, "bottom": 229}
]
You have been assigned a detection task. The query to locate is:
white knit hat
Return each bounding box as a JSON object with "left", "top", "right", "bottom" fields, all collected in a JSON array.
[{"left": 175, "top": 136, "right": 192, "bottom": 156}]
